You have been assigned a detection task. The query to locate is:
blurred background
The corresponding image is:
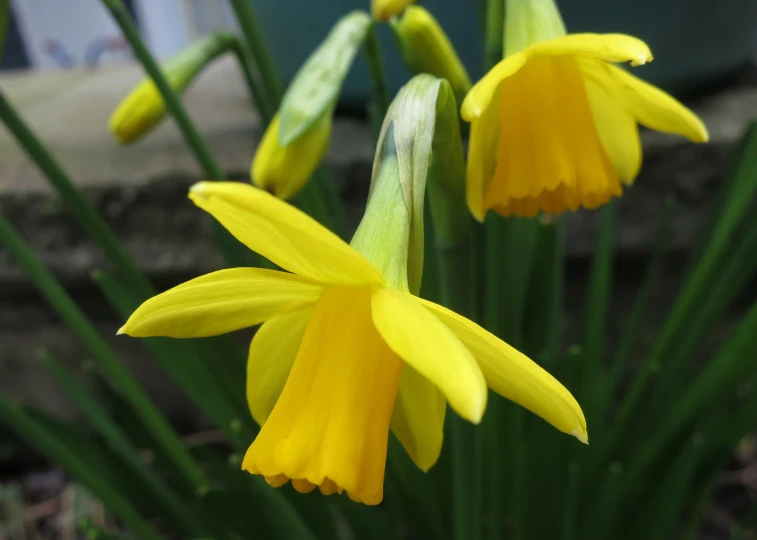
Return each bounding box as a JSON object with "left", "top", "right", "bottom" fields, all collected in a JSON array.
[{"left": 2, "top": 0, "right": 757, "bottom": 538}]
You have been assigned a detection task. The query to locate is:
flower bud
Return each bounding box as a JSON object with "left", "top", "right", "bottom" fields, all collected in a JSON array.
[
  {"left": 251, "top": 112, "right": 332, "bottom": 200},
  {"left": 109, "top": 33, "right": 235, "bottom": 144},
  {"left": 392, "top": 6, "right": 471, "bottom": 104},
  {"left": 371, "top": 0, "right": 415, "bottom": 22}
]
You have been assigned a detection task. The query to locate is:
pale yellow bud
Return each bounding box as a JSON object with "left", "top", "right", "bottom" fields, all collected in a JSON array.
[
  {"left": 394, "top": 6, "right": 471, "bottom": 103},
  {"left": 109, "top": 33, "right": 235, "bottom": 145},
  {"left": 251, "top": 112, "right": 332, "bottom": 200},
  {"left": 371, "top": 0, "right": 415, "bottom": 22}
]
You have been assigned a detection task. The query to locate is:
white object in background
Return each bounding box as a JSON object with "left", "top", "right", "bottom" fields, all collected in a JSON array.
[
  {"left": 132, "top": 0, "right": 192, "bottom": 60},
  {"left": 10, "top": 0, "right": 130, "bottom": 69}
]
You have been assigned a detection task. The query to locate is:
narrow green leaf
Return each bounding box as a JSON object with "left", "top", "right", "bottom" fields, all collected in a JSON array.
[
  {"left": 625, "top": 435, "right": 705, "bottom": 540},
  {"left": 0, "top": 212, "right": 206, "bottom": 492},
  {"left": 37, "top": 349, "right": 211, "bottom": 537},
  {"left": 0, "top": 91, "right": 153, "bottom": 297},
  {"left": 201, "top": 485, "right": 320, "bottom": 540},
  {"left": 279, "top": 11, "right": 372, "bottom": 144},
  {"left": 0, "top": 399, "right": 162, "bottom": 540},
  {"left": 93, "top": 269, "right": 253, "bottom": 444},
  {"left": 580, "top": 202, "right": 615, "bottom": 413},
  {"left": 596, "top": 196, "right": 675, "bottom": 418},
  {"left": 580, "top": 462, "right": 623, "bottom": 540},
  {"left": 598, "top": 122, "right": 757, "bottom": 468}
]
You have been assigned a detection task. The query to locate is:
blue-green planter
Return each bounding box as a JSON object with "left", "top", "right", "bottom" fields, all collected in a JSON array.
[{"left": 252, "top": 0, "right": 757, "bottom": 103}]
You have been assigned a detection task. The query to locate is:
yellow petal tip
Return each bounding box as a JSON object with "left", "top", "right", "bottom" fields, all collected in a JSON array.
[
  {"left": 189, "top": 182, "right": 211, "bottom": 199},
  {"left": 572, "top": 430, "right": 589, "bottom": 445},
  {"left": 116, "top": 325, "right": 127, "bottom": 335},
  {"left": 629, "top": 52, "right": 653, "bottom": 67}
]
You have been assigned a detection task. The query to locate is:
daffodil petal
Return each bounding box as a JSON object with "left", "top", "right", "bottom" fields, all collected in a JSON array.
[
  {"left": 371, "top": 288, "right": 487, "bottom": 423},
  {"left": 119, "top": 268, "right": 323, "bottom": 338},
  {"left": 461, "top": 50, "right": 528, "bottom": 121},
  {"left": 417, "top": 297, "right": 588, "bottom": 443},
  {"left": 530, "top": 33, "right": 652, "bottom": 67},
  {"left": 189, "top": 182, "right": 384, "bottom": 286},
  {"left": 583, "top": 68, "right": 642, "bottom": 185},
  {"left": 466, "top": 100, "right": 501, "bottom": 221},
  {"left": 247, "top": 307, "right": 312, "bottom": 426},
  {"left": 602, "top": 63, "right": 708, "bottom": 143},
  {"left": 390, "top": 366, "right": 446, "bottom": 471}
]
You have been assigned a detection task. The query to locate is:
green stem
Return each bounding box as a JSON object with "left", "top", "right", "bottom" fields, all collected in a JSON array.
[
  {"left": 103, "top": 0, "right": 255, "bottom": 267},
  {"left": 102, "top": 0, "right": 224, "bottom": 180},
  {"left": 0, "top": 90, "right": 153, "bottom": 298},
  {"left": 38, "top": 349, "right": 212, "bottom": 537},
  {"left": 364, "top": 23, "right": 391, "bottom": 122},
  {"left": 0, "top": 212, "right": 207, "bottom": 492},
  {"left": 228, "top": 0, "right": 284, "bottom": 106},
  {"left": 436, "top": 234, "right": 479, "bottom": 540},
  {"left": 484, "top": 0, "right": 504, "bottom": 70},
  {"left": 229, "top": 36, "right": 275, "bottom": 126}
]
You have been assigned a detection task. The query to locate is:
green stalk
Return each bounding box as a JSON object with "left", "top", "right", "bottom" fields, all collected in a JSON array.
[
  {"left": 597, "top": 197, "right": 674, "bottom": 417},
  {"left": 604, "top": 125, "right": 757, "bottom": 456},
  {"left": 0, "top": 397, "right": 163, "bottom": 540},
  {"left": 102, "top": 0, "right": 254, "bottom": 267},
  {"left": 38, "top": 349, "right": 212, "bottom": 537},
  {"left": 0, "top": 212, "right": 207, "bottom": 492},
  {"left": 0, "top": 90, "right": 153, "bottom": 298},
  {"left": 580, "top": 202, "right": 615, "bottom": 416},
  {"left": 228, "top": 36, "right": 275, "bottom": 126},
  {"left": 103, "top": 1, "right": 223, "bottom": 180},
  {"left": 429, "top": 143, "right": 478, "bottom": 540},
  {"left": 484, "top": 0, "right": 504, "bottom": 70},
  {"left": 364, "top": 23, "right": 391, "bottom": 122},
  {"left": 228, "top": 0, "right": 284, "bottom": 106},
  {"left": 437, "top": 232, "right": 479, "bottom": 540}
]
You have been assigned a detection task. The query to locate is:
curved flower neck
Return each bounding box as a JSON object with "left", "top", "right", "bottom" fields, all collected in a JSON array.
[
  {"left": 504, "top": 0, "right": 567, "bottom": 56},
  {"left": 350, "top": 128, "right": 412, "bottom": 293}
]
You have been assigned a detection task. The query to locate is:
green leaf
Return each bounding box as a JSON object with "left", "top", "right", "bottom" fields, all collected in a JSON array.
[
  {"left": 579, "top": 202, "right": 615, "bottom": 412},
  {"left": 0, "top": 399, "right": 162, "bottom": 540},
  {"left": 279, "top": 11, "right": 372, "bottom": 145},
  {"left": 0, "top": 212, "right": 206, "bottom": 492},
  {"left": 92, "top": 269, "right": 254, "bottom": 447},
  {"left": 37, "top": 348, "right": 212, "bottom": 537}
]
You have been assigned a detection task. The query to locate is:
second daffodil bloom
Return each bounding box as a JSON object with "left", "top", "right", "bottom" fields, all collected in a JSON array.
[
  {"left": 118, "top": 181, "right": 586, "bottom": 505},
  {"left": 462, "top": 34, "right": 709, "bottom": 219}
]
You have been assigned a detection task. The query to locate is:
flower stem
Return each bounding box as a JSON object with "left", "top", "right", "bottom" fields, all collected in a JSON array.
[
  {"left": 102, "top": 0, "right": 224, "bottom": 180},
  {"left": 228, "top": 0, "right": 284, "bottom": 107},
  {"left": 0, "top": 90, "right": 154, "bottom": 298},
  {"left": 102, "top": 0, "right": 254, "bottom": 267},
  {"left": 431, "top": 198, "right": 478, "bottom": 540},
  {"left": 484, "top": 0, "right": 504, "bottom": 70},
  {"left": 228, "top": 36, "right": 275, "bottom": 126},
  {"left": 364, "top": 23, "right": 391, "bottom": 125},
  {"left": 0, "top": 212, "right": 208, "bottom": 493}
]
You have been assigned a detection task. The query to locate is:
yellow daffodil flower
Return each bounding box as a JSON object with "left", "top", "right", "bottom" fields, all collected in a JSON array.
[
  {"left": 251, "top": 112, "right": 332, "bottom": 199},
  {"left": 462, "top": 34, "right": 709, "bottom": 219},
  {"left": 118, "top": 181, "right": 586, "bottom": 505},
  {"left": 371, "top": 0, "right": 415, "bottom": 22}
]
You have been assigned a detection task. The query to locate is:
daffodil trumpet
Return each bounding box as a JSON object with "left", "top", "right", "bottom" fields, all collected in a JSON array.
[
  {"left": 463, "top": 33, "right": 709, "bottom": 219},
  {"left": 118, "top": 179, "right": 587, "bottom": 504}
]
